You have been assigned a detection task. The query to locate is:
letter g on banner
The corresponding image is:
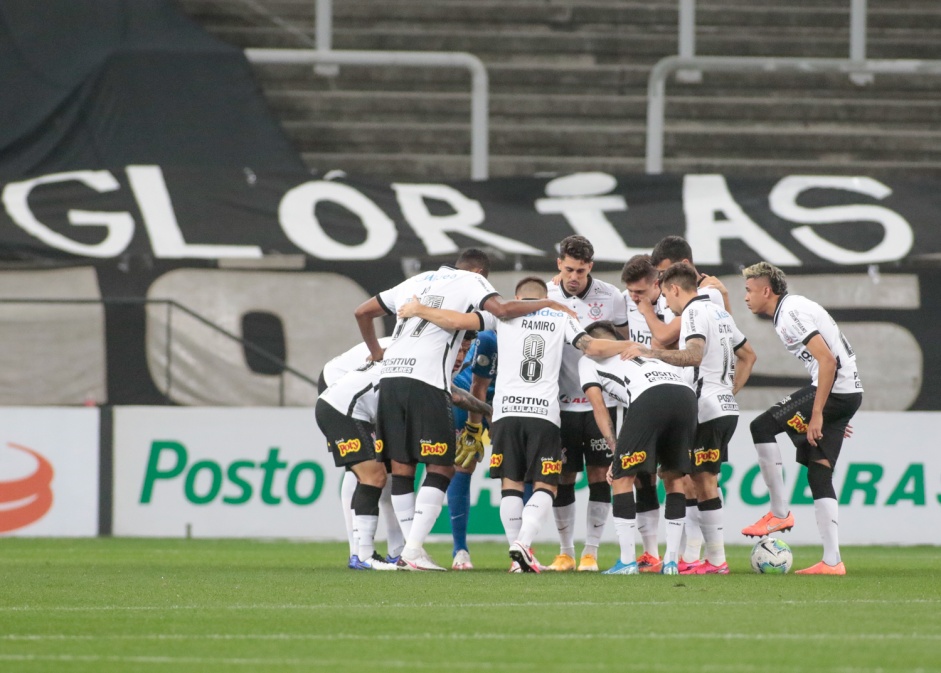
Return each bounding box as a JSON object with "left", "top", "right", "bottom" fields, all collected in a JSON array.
[{"left": 279, "top": 181, "right": 397, "bottom": 260}]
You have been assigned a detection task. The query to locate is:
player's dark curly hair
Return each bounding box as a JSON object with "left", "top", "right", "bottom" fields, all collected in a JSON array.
[
  {"left": 742, "top": 262, "right": 788, "bottom": 295},
  {"left": 456, "top": 248, "right": 491, "bottom": 277},
  {"left": 558, "top": 235, "right": 594, "bottom": 263},
  {"left": 650, "top": 235, "right": 693, "bottom": 267},
  {"left": 620, "top": 254, "right": 658, "bottom": 286}
]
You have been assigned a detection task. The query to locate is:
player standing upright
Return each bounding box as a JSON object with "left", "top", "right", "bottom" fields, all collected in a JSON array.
[
  {"left": 741, "top": 262, "right": 862, "bottom": 575},
  {"left": 624, "top": 263, "right": 757, "bottom": 574},
  {"left": 353, "top": 248, "right": 575, "bottom": 571},
  {"left": 546, "top": 235, "right": 630, "bottom": 572}
]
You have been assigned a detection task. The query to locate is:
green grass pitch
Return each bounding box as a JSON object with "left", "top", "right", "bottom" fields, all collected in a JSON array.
[{"left": 2, "top": 539, "right": 940, "bottom": 673}]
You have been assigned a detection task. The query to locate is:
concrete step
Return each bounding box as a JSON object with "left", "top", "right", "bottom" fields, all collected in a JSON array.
[{"left": 266, "top": 90, "right": 941, "bottom": 126}]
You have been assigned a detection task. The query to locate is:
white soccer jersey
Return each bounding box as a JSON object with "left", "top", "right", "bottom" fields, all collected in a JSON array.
[
  {"left": 624, "top": 292, "right": 671, "bottom": 347},
  {"left": 773, "top": 293, "right": 863, "bottom": 395},
  {"left": 321, "top": 337, "right": 394, "bottom": 387},
  {"left": 656, "top": 283, "right": 724, "bottom": 324},
  {"left": 377, "top": 265, "right": 498, "bottom": 391},
  {"left": 679, "top": 296, "right": 747, "bottom": 423},
  {"left": 320, "top": 361, "right": 382, "bottom": 423},
  {"left": 478, "top": 307, "right": 586, "bottom": 426},
  {"left": 579, "top": 355, "right": 690, "bottom": 410},
  {"left": 547, "top": 277, "right": 629, "bottom": 411}
]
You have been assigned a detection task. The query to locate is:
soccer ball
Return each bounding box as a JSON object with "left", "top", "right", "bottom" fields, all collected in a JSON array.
[{"left": 750, "top": 537, "right": 793, "bottom": 574}]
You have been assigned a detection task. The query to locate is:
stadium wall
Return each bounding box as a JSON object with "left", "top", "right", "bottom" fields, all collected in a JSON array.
[{"left": 0, "top": 407, "right": 937, "bottom": 545}]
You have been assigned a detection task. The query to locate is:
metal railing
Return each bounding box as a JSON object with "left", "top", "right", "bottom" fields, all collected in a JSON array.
[
  {"left": 0, "top": 298, "right": 319, "bottom": 406},
  {"left": 645, "top": 56, "right": 941, "bottom": 174}
]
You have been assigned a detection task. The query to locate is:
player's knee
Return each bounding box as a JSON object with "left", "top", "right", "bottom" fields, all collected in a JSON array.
[
  {"left": 587, "top": 481, "right": 611, "bottom": 503},
  {"left": 807, "top": 461, "right": 837, "bottom": 500},
  {"left": 554, "top": 482, "right": 576, "bottom": 507},
  {"left": 750, "top": 412, "right": 779, "bottom": 445},
  {"left": 391, "top": 474, "right": 415, "bottom": 496}
]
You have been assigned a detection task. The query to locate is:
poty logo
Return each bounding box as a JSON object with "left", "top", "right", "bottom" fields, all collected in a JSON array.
[
  {"left": 490, "top": 454, "right": 503, "bottom": 468},
  {"left": 420, "top": 442, "right": 448, "bottom": 457},
  {"left": 620, "top": 451, "right": 647, "bottom": 470},
  {"left": 0, "top": 443, "right": 54, "bottom": 533},
  {"left": 336, "top": 439, "right": 361, "bottom": 457},
  {"left": 375, "top": 439, "right": 384, "bottom": 454},
  {"left": 540, "top": 460, "right": 562, "bottom": 476},
  {"left": 787, "top": 414, "right": 808, "bottom": 434},
  {"left": 694, "top": 448, "right": 721, "bottom": 466}
]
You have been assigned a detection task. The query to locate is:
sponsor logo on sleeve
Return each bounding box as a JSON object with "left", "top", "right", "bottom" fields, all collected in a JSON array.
[
  {"left": 420, "top": 442, "right": 448, "bottom": 457},
  {"left": 337, "top": 438, "right": 362, "bottom": 457},
  {"left": 620, "top": 451, "right": 647, "bottom": 470}
]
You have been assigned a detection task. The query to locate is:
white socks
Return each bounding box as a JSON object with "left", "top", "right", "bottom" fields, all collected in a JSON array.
[
  {"left": 614, "top": 517, "right": 637, "bottom": 565},
  {"left": 682, "top": 503, "right": 703, "bottom": 562},
  {"left": 756, "top": 442, "right": 789, "bottom": 518},
  {"left": 583, "top": 500, "right": 610, "bottom": 558},
  {"left": 353, "top": 514, "right": 379, "bottom": 561},
  {"left": 698, "top": 507, "right": 726, "bottom": 566},
  {"left": 380, "top": 479, "right": 404, "bottom": 558},
  {"left": 518, "top": 490, "right": 554, "bottom": 548},
  {"left": 341, "top": 471, "right": 358, "bottom": 556},
  {"left": 664, "top": 517, "right": 685, "bottom": 565},
  {"left": 554, "top": 502, "right": 576, "bottom": 557},
  {"left": 404, "top": 486, "right": 445, "bottom": 553},
  {"left": 814, "top": 497, "right": 841, "bottom": 565},
  {"left": 500, "top": 494, "right": 524, "bottom": 545},
  {"left": 636, "top": 509, "right": 660, "bottom": 557},
  {"left": 391, "top": 491, "right": 415, "bottom": 541}
]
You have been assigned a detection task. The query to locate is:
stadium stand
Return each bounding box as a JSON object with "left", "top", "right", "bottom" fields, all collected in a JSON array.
[{"left": 177, "top": 0, "right": 941, "bottom": 180}]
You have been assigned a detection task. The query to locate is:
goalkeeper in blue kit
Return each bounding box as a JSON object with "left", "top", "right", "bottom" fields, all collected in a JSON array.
[{"left": 448, "top": 330, "right": 497, "bottom": 570}]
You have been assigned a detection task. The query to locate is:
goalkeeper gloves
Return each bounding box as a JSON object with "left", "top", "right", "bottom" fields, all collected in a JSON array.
[{"left": 455, "top": 421, "right": 485, "bottom": 469}]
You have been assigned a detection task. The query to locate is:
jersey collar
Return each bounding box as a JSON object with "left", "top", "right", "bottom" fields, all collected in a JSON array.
[
  {"left": 561, "top": 275, "right": 594, "bottom": 299},
  {"left": 772, "top": 292, "right": 789, "bottom": 326},
  {"left": 683, "top": 294, "right": 709, "bottom": 313}
]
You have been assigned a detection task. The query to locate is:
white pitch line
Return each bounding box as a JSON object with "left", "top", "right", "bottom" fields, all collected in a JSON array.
[
  {"left": 2, "top": 632, "right": 941, "bottom": 643},
  {"left": 2, "top": 598, "right": 939, "bottom": 612},
  {"left": 0, "top": 654, "right": 934, "bottom": 673}
]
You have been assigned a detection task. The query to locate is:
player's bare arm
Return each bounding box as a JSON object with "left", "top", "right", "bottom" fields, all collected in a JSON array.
[
  {"left": 482, "top": 294, "right": 577, "bottom": 320},
  {"left": 353, "top": 296, "right": 388, "bottom": 362},
  {"left": 467, "top": 372, "right": 491, "bottom": 426},
  {"left": 574, "top": 334, "right": 633, "bottom": 359},
  {"left": 397, "top": 295, "right": 478, "bottom": 330},
  {"left": 451, "top": 387, "right": 493, "bottom": 421},
  {"left": 804, "top": 334, "right": 838, "bottom": 448},
  {"left": 636, "top": 298, "right": 680, "bottom": 347},
  {"left": 622, "top": 337, "right": 705, "bottom": 367},
  {"left": 732, "top": 340, "right": 757, "bottom": 395}
]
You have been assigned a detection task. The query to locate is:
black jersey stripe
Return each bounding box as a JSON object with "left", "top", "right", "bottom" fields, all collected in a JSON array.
[
  {"left": 376, "top": 294, "right": 394, "bottom": 316},
  {"left": 346, "top": 382, "right": 376, "bottom": 418}
]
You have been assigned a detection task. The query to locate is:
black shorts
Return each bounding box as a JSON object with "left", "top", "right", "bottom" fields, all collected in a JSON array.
[
  {"left": 612, "top": 385, "right": 697, "bottom": 479},
  {"left": 691, "top": 415, "right": 738, "bottom": 475},
  {"left": 560, "top": 407, "right": 617, "bottom": 474},
  {"left": 376, "top": 377, "right": 456, "bottom": 466},
  {"left": 317, "top": 369, "right": 328, "bottom": 394},
  {"left": 315, "top": 398, "right": 379, "bottom": 468},
  {"left": 768, "top": 385, "right": 862, "bottom": 468},
  {"left": 489, "top": 417, "right": 563, "bottom": 485}
]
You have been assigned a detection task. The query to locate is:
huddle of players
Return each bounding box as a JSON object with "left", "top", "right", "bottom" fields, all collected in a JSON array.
[{"left": 317, "top": 234, "right": 863, "bottom": 576}]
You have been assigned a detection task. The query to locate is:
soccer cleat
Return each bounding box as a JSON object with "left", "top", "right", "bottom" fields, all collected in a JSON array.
[
  {"left": 545, "top": 553, "right": 576, "bottom": 572},
  {"left": 362, "top": 553, "right": 397, "bottom": 571},
  {"left": 693, "top": 561, "right": 730, "bottom": 575},
  {"left": 577, "top": 554, "right": 599, "bottom": 572},
  {"left": 396, "top": 548, "right": 447, "bottom": 571},
  {"left": 637, "top": 552, "right": 663, "bottom": 573},
  {"left": 661, "top": 561, "right": 679, "bottom": 575},
  {"left": 508, "top": 560, "right": 523, "bottom": 573},
  {"left": 602, "top": 560, "right": 639, "bottom": 575},
  {"left": 452, "top": 549, "right": 474, "bottom": 570},
  {"left": 741, "top": 511, "right": 795, "bottom": 538},
  {"left": 795, "top": 560, "right": 846, "bottom": 576},
  {"left": 385, "top": 554, "right": 401, "bottom": 565},
  {"left": 508, "top": 541, "right": 541, "bottom": 573},
  {"left": 678, "top": 559, "right": 704, "bottom": 575},
  {"left": 347, "top": 554, "right": 362, "bottom": 570}
]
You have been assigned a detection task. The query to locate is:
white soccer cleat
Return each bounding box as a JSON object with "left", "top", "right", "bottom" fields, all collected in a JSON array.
[
  {"left": 452, "top": 549, "right": 474, "bottom": 570},
  {"left": 508, "top": 541, "right": 541, "bottom": 573},
  {"left": 396, "top": 548, "right": 447, "bottom": 571},
  {"left": 362, "top": 553, "right": 398, "bottom": 571}
]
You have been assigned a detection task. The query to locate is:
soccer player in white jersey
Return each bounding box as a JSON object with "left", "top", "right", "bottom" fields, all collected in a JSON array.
[
  {"left": 578, "top": 321, "right": 698, "bottom": 575},
  {"left": 353, "top": 248, "right": 575, "bottom": 571},
  {"left": 741, "top": 262, "right": 863, "bottom": 575},
  {"left": 318, "top": 336, "right": 395, "bottom": 567},
  {"left": 546, "top": 235, "right": 630, "bottom": 572},
  {"left": 397, "top": 276, "right": 632, "bottom": 572},
  {"left": 624, "top": 263, "right": 757, "bottom": 574},
  {"left": 619, "top": 254, "right": 671, "bottom": 572},
  {"left": 644, "top": 236, "right": 731, "bottom": 571}
]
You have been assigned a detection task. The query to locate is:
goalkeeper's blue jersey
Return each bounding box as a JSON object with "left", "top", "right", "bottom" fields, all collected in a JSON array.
[{"left": 452, "top": 330, "right": 497, "bottom": 429}]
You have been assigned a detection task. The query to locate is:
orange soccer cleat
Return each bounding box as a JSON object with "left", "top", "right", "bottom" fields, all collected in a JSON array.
[
  {"left": 795, "top": 561, "right": 846, "bottom": 576},
  {"left": 741, "top": 511, "right": 795, "bottom": 538}
]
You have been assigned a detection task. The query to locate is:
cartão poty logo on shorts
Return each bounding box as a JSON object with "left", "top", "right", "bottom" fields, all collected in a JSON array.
[
  {"left": 620, "top": 451, "right": 647, "bottom": 470},
  {"left": 540, "top": 459, "right": 562, "bottom": 476},
  {"left": 694, "top": 448, "right": 721, "bottom": 466},
  {"left": 787, "top": 414, "right": 808, "bottom": 434},
  {"left": 489, "top": 454, "right": 503, "bottom": 468},
  {"left": 420, "top": 442, "right": 448, "bottom": 457},
  {"left": 0, "top": 443, "right": 54, "bottom": 533}
]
